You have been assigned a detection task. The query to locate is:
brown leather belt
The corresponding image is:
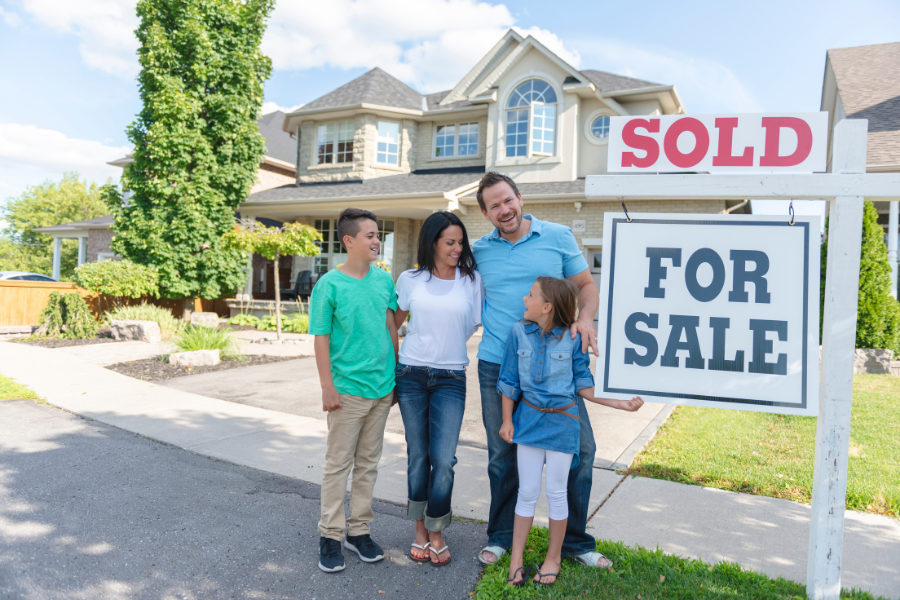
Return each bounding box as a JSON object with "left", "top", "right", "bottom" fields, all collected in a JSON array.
[{"left": 521, "top": 398, "right": 580, "bottom": 420}]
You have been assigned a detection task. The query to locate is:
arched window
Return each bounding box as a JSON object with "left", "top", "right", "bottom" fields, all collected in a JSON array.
[{"left": 505, "top": 79, "right": 558, "bottom": 157}]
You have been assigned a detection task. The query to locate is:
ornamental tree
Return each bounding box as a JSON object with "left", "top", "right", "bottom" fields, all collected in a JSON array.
[
  {"left": 74, "top": 259, "right": 160, "bottom": 311},
  {"left": 821, "top": 200, "right": 900, "bottom": 352},
  {"left": 223, "top": 220, "right": 321, "bottom": 340},
  {"left": 103, "top": 0, "right": 275, "bottom": 312}
]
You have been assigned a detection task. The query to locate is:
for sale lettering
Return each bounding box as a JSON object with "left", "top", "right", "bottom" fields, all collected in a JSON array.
[
  {"left": 608, "top": 112, "right": 827, "bottom": 174},
  {"left": 595, "top": 214, "right": 820, "bottom": 415}
]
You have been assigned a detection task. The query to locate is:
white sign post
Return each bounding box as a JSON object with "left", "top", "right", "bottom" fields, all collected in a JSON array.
[{"left": 586, "top": 117, "right": 900, "bottom": 600}]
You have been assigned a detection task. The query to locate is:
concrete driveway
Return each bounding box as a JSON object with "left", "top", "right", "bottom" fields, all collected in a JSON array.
[{"left": 159, "top": 336, "right": 672, "bottom": 467}]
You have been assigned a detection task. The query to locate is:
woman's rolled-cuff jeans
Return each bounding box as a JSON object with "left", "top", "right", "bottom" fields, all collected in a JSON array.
[{"left": 395, "top": 363, "right": 467, "bottom": 532}]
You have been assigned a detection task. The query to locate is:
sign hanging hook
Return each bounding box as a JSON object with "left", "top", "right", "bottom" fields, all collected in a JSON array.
[
  {"left": 622, "top": 200, "right": 632, "bottom": 223},
  {"left": 789, "top": 200, "right": 795, "bottom": 226}
]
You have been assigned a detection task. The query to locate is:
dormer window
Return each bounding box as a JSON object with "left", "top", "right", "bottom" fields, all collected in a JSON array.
[
  {"left": 376, "top": 121, "right": 400, "bottom": 165},
  {"left": 505, "top": 79, "right": 558, "bottom": 158},
  {"left": 317, "top": 120, "right": 354, "bottom": 165}
]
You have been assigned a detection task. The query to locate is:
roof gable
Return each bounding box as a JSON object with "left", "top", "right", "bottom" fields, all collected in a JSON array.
[{"left": 302, "top": 67, "right": 424, "bottom": 111}]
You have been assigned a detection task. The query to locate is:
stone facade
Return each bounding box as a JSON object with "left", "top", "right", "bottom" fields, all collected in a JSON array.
[
  {"left": 250, "top": 163, "right": 295, "bottom": 194},
  {"left": 87, "top": 229, "right": 115, "bottom": 262},
  {"left": 416, "top": 116, "right": 488, "bottom": 171}
]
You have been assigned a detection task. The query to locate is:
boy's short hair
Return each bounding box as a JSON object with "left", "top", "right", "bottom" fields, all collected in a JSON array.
[
  {"left": 476, "top": 171, "right": 520, "bottom": 211},
  {"left": 337, "top": 208, "right": 378, "bottom": 249}
]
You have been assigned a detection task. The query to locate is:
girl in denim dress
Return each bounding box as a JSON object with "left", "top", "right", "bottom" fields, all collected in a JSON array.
[{"left": 498, "top": 276, "right": 643, "bottom": 587}]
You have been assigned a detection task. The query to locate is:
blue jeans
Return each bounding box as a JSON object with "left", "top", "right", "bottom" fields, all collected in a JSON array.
[
  {"left": 478, "top": 359, "right": 597, "bottom": 555},
  {"left": 395, "top": 364, "right": 467, "bottom": 532}
]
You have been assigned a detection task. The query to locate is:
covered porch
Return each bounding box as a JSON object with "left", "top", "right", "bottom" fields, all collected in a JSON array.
[{"left": 33, "top": 215, "right": 116, "bottom": 281}]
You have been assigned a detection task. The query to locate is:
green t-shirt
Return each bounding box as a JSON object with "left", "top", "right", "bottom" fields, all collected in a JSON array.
[{"left": 309, "top": 265, "right": 399, "bottom": 399}]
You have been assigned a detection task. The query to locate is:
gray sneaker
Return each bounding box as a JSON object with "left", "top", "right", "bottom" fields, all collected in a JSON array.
[{"left": 318, "top": 537, "right": 345, "bottom": 573}]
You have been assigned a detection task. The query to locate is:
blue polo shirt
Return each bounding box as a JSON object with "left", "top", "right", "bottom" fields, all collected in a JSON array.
[{"left": 473, "top": 215, "right": 589, "bottom": 364}]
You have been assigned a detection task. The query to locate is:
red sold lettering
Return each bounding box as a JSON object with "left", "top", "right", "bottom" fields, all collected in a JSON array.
[
  {"left": 760, "top": 117, "right": 813, "bottom": 167},
  {"left": 712, "top": 117, "right": 753, "bottom": 167},
  {"left": 622, "top": 119, "right": 660, "bottom": 168},
  {"left": 663, "top": 118, "right": 709, "bottom": 169}
]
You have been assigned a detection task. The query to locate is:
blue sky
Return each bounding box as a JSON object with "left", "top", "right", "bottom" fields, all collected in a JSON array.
[{"left": 1, "top": 0, "right": 898, "bottom": 217}]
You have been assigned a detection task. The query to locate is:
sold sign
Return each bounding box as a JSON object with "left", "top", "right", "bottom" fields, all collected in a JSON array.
[{"left": 607, "top": 112, "right": 828, "bottom": 173}]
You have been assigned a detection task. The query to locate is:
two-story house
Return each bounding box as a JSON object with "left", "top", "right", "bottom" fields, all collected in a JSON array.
[{"left": 240, "top": 29, "right": 748, "bottom": 304}]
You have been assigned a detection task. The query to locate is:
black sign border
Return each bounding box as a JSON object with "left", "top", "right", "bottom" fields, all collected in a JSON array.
[{"left": 603, "top": 217, "right": 810, "bottom": 409}]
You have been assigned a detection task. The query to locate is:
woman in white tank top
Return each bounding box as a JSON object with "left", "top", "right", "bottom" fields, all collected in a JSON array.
[{"left": 392, "top": 211, "right": 483, "bottom": 566}]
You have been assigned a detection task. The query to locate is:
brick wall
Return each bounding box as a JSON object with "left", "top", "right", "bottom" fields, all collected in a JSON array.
[
  {"left": 87, "top": 229, "right": 114, "bottom": 262},
  {"left": 250, "top": 164, "right": 295, "bottom": 194}
]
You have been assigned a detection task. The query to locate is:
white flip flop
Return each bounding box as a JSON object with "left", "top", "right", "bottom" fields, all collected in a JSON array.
[
  {"left": 478, "top": 545, "right": 507, "bottom": 565},
  {"left": 574, "top": 550, "right": 614, "bottom": 569},
  {"left": 408, "top": 541, "right": 431, "bottom": 561}
]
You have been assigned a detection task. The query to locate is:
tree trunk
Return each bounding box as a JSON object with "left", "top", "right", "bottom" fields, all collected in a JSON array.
[
  {"left": 182, "top": 297, "right": 194, "bottom": 321},
  {"left": 194, "top": 297, "right": 203, "bottom": 313},
  {"left": 274, "top": 251, "right": 283, "bottom": 341}
]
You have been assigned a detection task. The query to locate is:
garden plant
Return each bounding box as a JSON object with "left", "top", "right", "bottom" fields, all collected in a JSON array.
[
  {"left": 75, "top": 259, "right": 160, "bottom": 311},
  {"left": 170, "top": 325, "right": 242, "bottom": 360},
  {"left": 35, "top": 291, "right": 99, "bottom": 339},
  {"left": 104, "top": 302, "right": 183, "bottom": 340}
]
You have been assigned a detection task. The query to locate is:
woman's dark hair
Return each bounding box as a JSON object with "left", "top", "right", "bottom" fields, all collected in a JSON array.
[{"left": 414, "top": 211, "right": 477, "bottom": 280}]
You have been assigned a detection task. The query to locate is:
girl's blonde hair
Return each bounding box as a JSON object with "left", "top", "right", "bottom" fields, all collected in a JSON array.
[{"left": 535, "top": 276, "right": 580, "bottom": 338}]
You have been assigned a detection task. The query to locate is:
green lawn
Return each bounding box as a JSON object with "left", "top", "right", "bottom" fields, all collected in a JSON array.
[
  {"left": 473, "top": 529, "right": 883, "bottom": 599},
  {"left": 630, "top": 374, "right": 900, "bottom": 517},
  {"left": 0, "top": 373, "right": 39, "bottom": 401}
]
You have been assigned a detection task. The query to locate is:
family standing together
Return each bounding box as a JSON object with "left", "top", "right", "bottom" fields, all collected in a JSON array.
[{"left": 309, "top": 171, "right": 643, "bottom": 586}]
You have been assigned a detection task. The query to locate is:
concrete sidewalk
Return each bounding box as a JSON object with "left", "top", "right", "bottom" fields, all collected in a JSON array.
[{"left": 2, "top": 341, "right": 898, "bottom": 598}]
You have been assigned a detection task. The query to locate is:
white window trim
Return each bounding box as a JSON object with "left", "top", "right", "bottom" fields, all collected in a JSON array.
[
  {"left": 375, "top": 120, "right": 401, "bottom": 167},
  {"left": 315, "top": 119, "right": 355, "bottom": 166},
  {"left": 97, "top": 252, "right": 119, "bottom": 261},
  {"left": 432, "top": 121, "right": 480, "bottom": 159},
  {"left": 584, "top": 109, "right": 615, "bottom": 146},
  {"left": 529, "top": 101, "right": 555, "bottom": 157},
  {"left": 500, "top": 75, "right": 562, "bottom": 160}
]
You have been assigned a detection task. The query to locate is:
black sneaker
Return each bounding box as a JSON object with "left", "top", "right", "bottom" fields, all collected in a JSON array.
[
  {"left": 344, "top": 534, "right": 385, "bottom": 563},
  {"left": 318, "top": 537, "right": 345, "bottom": 573}
]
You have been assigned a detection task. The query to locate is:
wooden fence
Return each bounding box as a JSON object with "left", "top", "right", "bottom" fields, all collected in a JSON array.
[{"left": 0, "top": 281, "right": 229, "bottom": 327}]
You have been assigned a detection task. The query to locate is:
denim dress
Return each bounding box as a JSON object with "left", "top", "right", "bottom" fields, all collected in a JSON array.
[{"left": 497, "top": 321, "right": 594, "bottom": 468}]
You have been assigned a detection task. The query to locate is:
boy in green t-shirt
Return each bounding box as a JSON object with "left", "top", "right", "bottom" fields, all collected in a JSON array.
[{"left": 310, "top": 207, "right": 399, "bottom": 573}]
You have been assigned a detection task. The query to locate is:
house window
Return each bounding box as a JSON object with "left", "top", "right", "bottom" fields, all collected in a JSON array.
[
  {"left": 377, "top": 121, "right": 400, "bottom": 165},
  {"left": 317, "top": 120, "right": 354, "bottom": 165},
  {"left": 312, "top": 219, "right": 331, "bottom": 275},
  {"left": 591, "top": 116, "right": 610, "bottom": 139},
  {"left": 434, "top": 122, "right": 479, "bottom": 158},
  {"left": 505, "top": 79, "right": 558, "bottom": 158},
  {"left": 377, "top": 220, "right": 395, "bottom": 272}
]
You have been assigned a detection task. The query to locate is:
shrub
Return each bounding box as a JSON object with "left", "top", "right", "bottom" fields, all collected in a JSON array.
[
  {"left": 36, "top": 291, "right": 99, "bottom": 339},
  {"left": 74, "top": 259, "right": 159, "bottom": 310},
  {"left": 104, "top": 302, "right": 183, "bottom": 339},
  {"left": 227, "top": 313, "right": 260, "bottom": 327},
  {"left": 257, "top": 314, "right": 309, "bottom": 333},
  {"left": 821, "top": 201, "right": 900, "bottom": 352},
  {"left": 171, "top": 325, "right": 242, "bottom": 359}
]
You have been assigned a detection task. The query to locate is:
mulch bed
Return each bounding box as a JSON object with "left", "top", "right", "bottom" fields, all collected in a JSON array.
[
  {"left": 106, "top": 354, "right": 301, "bottom": 381},
  {"left": 11, "top": 330, "right": 119, "bottom": 349}
]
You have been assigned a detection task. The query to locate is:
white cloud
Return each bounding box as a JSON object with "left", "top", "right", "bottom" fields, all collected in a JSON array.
[
  {"left": 0, "top": 6, "right": 22, "bottom": 26},
  {"left": 18, "top": 0, "right": 139, "bottom": 78},
  {"left": 261, "top": 101, "right": 303, "bottom": 115},
  {"left": 0, "top": 123, "right": 129, "bottom": 191},
  {"left": 572, "top": 38, "right": 764, "bottom": 114}
]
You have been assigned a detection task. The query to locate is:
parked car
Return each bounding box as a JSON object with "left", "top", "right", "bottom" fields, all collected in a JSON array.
[{"left": 0, "top": 271, "right": 58, "bottom": 282}]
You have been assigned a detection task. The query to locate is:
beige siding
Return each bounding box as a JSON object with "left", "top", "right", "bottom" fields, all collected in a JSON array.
[{"left": 251, "top": 163, "right": 295, "bottom": 194}]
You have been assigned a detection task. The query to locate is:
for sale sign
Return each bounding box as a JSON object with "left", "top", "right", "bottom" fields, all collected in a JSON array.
[
  {"left": 607, "top": 112, "right": 828, "bottom": 173},
  {"left": 595, "top": 213, "right": 820, "bottom": 415}
]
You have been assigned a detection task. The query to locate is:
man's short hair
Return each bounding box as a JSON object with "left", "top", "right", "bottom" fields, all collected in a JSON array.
[
  {"left": 476, "top": 171, "right": 520, "bottom": 211},
  {"left": 337, "top": 208, "right": 378, "bottom": 249}
]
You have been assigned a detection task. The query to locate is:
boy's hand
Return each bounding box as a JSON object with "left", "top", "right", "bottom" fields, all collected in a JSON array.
[
  {"left": 322, "top": 385, "right": 342, "bottom": 412},
  {"left": 618, "top": 396, "right": 644, "bottom": 412},
  {"left": 499, "top": 420, "right": 514, "bottom": 444}
]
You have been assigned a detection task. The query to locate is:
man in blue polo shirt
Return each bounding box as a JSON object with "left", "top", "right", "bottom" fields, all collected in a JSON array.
[{"left": 473, "top": 171, "right": 612, "bottom": 570}]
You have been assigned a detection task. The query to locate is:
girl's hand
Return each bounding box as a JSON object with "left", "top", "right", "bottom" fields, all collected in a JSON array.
[
  {"left": 618, "top": 396, "right": 644, "bottom": 412},
  {"left": 499, "top": 421, "right": 514, "bottom": 444}
]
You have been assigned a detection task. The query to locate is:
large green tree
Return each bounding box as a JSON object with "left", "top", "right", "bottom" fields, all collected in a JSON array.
[
  {"left": 105, "top": 0, "right": 274, "bottom": 304},
  {"left": 0, "top": 172, "right": 108, "bottom": 280},
  {"left": 821, "top": 200, "right": 900, "bottom": 352}
]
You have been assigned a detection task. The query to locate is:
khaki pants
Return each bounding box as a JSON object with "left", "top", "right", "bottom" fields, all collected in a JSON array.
[{"left": 318, "top": 392, "right": 393, "bottom": 541}]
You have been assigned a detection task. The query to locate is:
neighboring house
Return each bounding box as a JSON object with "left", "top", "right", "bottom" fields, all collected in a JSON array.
[
  {"left": 241, "top": 29, "right": 747, "bottom": 303},
  {"left": 821, "top": 41, "right": 900, "bottom": 296},
  {"left": 35, "top": 111, "right": 298, "bottom": 281}
]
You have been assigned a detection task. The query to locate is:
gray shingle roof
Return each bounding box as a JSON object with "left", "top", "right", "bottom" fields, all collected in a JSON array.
[
  {"left": 828, "top": 42, "right": 900, "bottom": 167},
  {"left": 303, "top": 67, "right": 424, "bottom": 111},
  {"left": 257, "top": 111, "right": 296, "bottom": 164},
  {"left": 34, "top": 215, "right": 114, "bottom": 232},
  {"left": 425, "top": 90, "right": 475, "bottom": 111},
  {"left": 580, "top": 70, "right": 660, "bottom": 93},
  {"left": 244, "top": 169, "right": 484, "bottom": 204},
  {"left": 462, "top": 179, "right": 585, "bottom": 199}
]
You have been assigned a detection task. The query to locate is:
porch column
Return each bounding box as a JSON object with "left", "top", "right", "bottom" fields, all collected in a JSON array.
[
  {"left": 52, "top": 237, "right": 62, "bottom": 281},
  {"left": 889, "top": 201, "right": 898, "bottom": 298},
  {"left": 241, "top": 216, "right": 255, "bottom": 300},
  {"left": 77, "top": 236, "right": 87, "bottom": 267}
]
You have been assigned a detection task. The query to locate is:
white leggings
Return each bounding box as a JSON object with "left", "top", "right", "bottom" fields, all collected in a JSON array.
[{"left": 515, "top": 445, "right": 574, "bottom": 521}]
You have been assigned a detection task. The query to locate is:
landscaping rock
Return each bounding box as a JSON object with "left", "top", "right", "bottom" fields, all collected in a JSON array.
[
  {"left": 168, "top": 349, "right": 220, "bottom": 367},
  {"left": 892, "top": 361, "right": 900, "bottom": 377},
  {"left": 190, "top": 312, "right": 220, "bottom": 328},
  {"left": 854, "top": 349, "right": 894, "bottom": 374},
  {"left": 109, "top": 320, "right": 162, "bottom": 344}
]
